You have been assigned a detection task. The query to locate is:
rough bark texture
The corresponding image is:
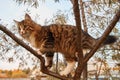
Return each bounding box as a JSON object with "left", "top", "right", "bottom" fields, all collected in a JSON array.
[
  {"left": 80, "top": 0, "right": 88, "bottom": 32},
  {"left": 72, "top": 0, "right": 84, "bottom": 80},
  {"left": 79, "top": 0, "right": 88, "bottom": 79},
  {"left": 83, "top": 63, "right": 88, "bottom": 80}
]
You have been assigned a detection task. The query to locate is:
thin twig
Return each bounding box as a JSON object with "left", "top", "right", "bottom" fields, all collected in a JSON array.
[
  {"left": 80, "top": 0, "right": 88, "bottom": 32},
  {"left": 84, "top": 9, "right": 120, "bottom": 63}
]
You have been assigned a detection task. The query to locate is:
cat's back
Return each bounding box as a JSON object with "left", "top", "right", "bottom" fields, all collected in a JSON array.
[{"left": 48, "top": 24, "right": 77, "bottom": 38}]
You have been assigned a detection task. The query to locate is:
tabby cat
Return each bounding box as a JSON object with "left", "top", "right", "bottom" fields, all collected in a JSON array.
[{"left": 14, "top": 14, "right": 117, "bottom": 76}]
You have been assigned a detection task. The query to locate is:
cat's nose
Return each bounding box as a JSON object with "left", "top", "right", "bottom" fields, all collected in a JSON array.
[{"left": 20, "top": 30, "right": 25, "bottom": 34}]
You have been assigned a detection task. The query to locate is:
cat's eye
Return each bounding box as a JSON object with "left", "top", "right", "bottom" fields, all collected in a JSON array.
[
  {"left": 24, "top": 25, "right": 29, "bottom": 29},
  {"left": 24, "top": 25, "right": 33, "bottom": 31},
  {"left": 29, "top": 27, "right": 33, "bottom": 30}
]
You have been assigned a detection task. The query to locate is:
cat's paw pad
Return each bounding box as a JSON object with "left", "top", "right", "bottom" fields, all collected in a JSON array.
[{"left": 60, "top": 71, "right": 68, "bottom": 76}]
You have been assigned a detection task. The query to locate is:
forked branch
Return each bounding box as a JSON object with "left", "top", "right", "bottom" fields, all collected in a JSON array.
[
  {"left": 84, "top": 9, "right": 120, "bottom": 64},
  {"left": 0, "top": 24, "right": 70, "bottom": 80}
]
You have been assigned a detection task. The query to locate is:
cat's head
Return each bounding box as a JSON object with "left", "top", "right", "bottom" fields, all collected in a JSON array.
[{"left": 14, "top": 14, "right": 41, "bottom": 39}]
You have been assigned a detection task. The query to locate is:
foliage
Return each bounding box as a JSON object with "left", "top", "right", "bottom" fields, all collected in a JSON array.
[
  {"left": 11, "top": 70, "right": 27, "bottom": 78},
  {"left": 14, "top": 0, "right": 39, "bottom": 8},
  {"left": 82, "top": 0, "right": 120, "bottom": 72},
  {"left": 0, "top": 69, "right": 29, "bottom": 78},
  {"left": 0, "top": 24, "right": 40, "bottom": 69},
  {"left": 44, "top": 10, "right": 68, "bottom": 25},
  {"left": 14, "top": 0, "right": 60, "bottom": 8},
  {"left": 112, "top": 53, "right": 120, "bottom": 61},
  {"left": 47, "top": 62, "right": 66, "bottom": 80},
  {"left": 0, "top": 0, "right": 120, "bottom": 79}
]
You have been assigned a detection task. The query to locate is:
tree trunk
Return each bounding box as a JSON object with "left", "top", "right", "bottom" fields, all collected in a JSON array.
[
  {"left": 80, "top": 0, "right": 87, "bottom": 32},
  {"left": 0, "top": 4, "right": 119, "bottom": 80},
  {"left": 79, "top": 0, "right": 88, "bottom": 79},
  {"left": 71, "top": 0, "right": 84, "bottom": 80},
  {"left": 83, "top": 63, "right": 88, "bottom": 80}
]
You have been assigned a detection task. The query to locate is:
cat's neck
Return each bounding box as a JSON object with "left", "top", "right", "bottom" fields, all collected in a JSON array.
[{"left": 34, "top": 24, "right": 42, "bottom": 31}]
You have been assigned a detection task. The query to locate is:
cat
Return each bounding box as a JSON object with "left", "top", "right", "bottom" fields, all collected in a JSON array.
[{"left": 14, "top": 14, "right": 117, "bottom": 76}]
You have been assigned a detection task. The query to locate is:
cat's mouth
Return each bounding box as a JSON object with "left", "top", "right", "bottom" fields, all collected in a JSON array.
[
  {"left": 19, "top": 31, "right": 28, "bottom": 38},
  {"left": 20, "top": 30, "right": 25, "bottom": 35}
]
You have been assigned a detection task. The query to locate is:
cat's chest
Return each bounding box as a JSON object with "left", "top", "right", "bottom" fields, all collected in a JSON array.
[{"left": 29, "top": 34, "right": 37, "bottom": 47}]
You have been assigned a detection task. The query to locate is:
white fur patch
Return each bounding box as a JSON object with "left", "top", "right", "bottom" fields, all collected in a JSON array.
[
  {"left": 36, "top": 49, "right": 42, "bottom": 55},
  {"left": 75, "top": 49, "right": 89, "bottom": 58},
  {"left": 30, "top": 36, "right": 36, "bottom": 47},
  {"left": 60, "top": 61, "right": 76, "bottom": 76},
  {"left": 44, "top": 57, "right": 52, "bottom": 66},
  {"left": 82, "top": 49, "right": 89, "bottom": 56}
]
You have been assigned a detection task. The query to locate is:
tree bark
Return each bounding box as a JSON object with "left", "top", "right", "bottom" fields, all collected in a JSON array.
[
  {"left": 84, "top": 9, "right": 120, "bottom": 64},
  {"left": 0, "top": 24, "right": 70, "bottom": 80},
  {"left": 83, "top": 63, "right": 88, "bottom": 80},
  {"left": 80, "top": 0, "right": 87, "bottom": 32},
  {"left": 79, "top": 0, "right": 88, "bottom": 79},
  {"left": 79, "top": 9, "right": 120, "bottom": 78},
  {"left": 72, "top": 0, "right": 84, "bottom": 80},
  {"left": 0, "top": 5, "right": 119, "bottom": 80}
]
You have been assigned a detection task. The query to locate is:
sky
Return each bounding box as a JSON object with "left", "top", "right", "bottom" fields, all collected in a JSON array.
[
  {"left": 0, "top": 0, "right": 73, "bottom": 70},
  {"left": 0, "top": 0, "right": 73, "bottom": 26}
]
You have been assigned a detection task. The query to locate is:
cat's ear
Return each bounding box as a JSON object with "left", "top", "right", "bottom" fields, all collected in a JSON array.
[
  {"left": 25, "top": 13, "right": 31, "bottom": 20},
  {"left": 14, "top": 20, "right": 19, "bottom": 25}
]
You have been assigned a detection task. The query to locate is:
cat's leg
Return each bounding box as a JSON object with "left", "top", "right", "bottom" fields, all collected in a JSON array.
[
  {"left": 45, "top": 52, "right": 54, "bottom": 69},
  {"left": 60, "top": 60, "right": 76, "bottom": 76},
  {"left": 36, "top": 48, "right": 43, "bottom": 55}
]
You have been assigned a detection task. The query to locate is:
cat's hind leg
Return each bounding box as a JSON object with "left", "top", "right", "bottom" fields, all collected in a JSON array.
[{"left": 60, "top": 60, "right": 76, "bottom": 76}]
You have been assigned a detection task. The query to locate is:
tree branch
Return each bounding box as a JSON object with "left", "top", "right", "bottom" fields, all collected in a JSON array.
[
  {"left": 72, "top": 0, "right": 84, "bottom": 80},
  {"left": 80, "top": 9, "right": 120, "bottom": 75},
  {"left": 0, "top": 24, "right": 46, "bottom": 68},
  {"left": 0, "top": 24, "right": 70, "bottom": 80},
  {"left": 80, "top": 0, "right": 88, "bottom": 32},
  {"left": 79, "top": 0, "right": 88, "bottom": 80},
  {"left": 84, "top": 9, "right": 120, "bottom": 63}
]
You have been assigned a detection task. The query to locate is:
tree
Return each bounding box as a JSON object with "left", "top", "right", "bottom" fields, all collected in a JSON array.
[{"left": 0, "top": 0, "right": 120, "bottom": 80}]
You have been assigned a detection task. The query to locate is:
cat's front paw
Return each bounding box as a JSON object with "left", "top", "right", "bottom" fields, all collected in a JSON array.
[
  {"left": 45, "top": 64, "right": 52, "bottom": 70},
  {"left": 36, "top": 49, "right": 42, "bottom": 55},
  {"left": 60, "top": 71, "right": 68, "bottom": 76}
]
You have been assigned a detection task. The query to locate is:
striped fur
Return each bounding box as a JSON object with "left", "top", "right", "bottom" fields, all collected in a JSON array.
[{"left": 14, "top": 14, "right": 117, "bottom": 76}]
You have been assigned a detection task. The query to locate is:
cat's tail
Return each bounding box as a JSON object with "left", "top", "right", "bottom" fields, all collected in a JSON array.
[{"left": 102, "top": 35, "right": 117, "bottom": 45}]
